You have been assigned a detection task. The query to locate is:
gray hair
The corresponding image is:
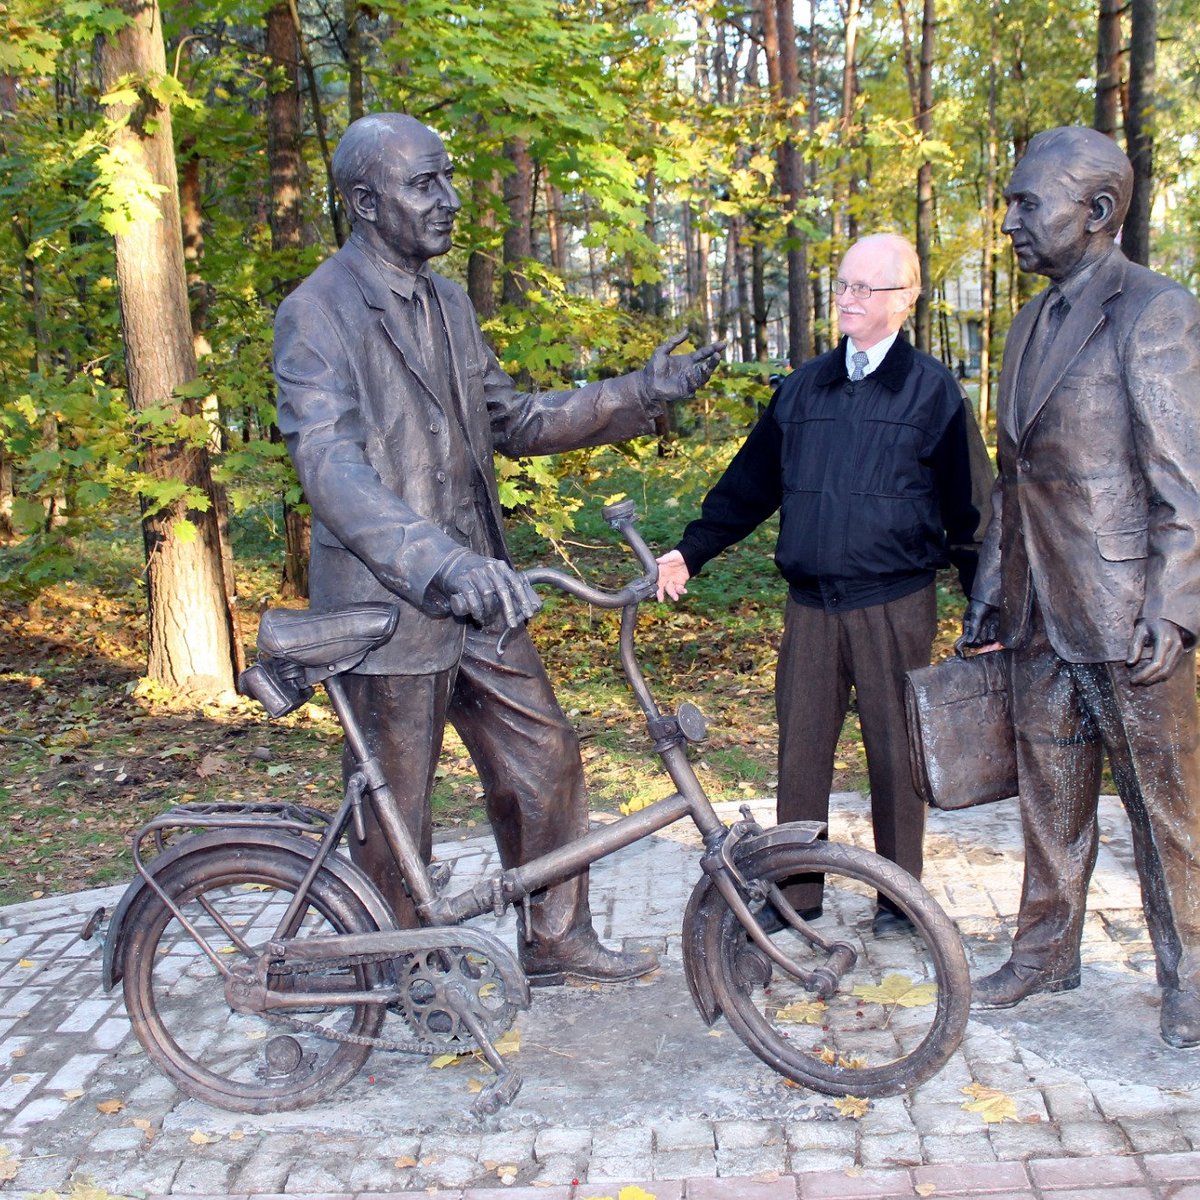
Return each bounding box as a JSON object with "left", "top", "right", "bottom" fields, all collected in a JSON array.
[{"left": 850, "top": 233, "right": 922, "bottom": 291}]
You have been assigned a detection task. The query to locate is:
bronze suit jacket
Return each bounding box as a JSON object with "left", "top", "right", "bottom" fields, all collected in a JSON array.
[
  {"left": 973, "top": 246, "right": 1200, "bottom": 663},
  {"left": 274, "top": 238, "right": 661, "bottom": 675}
]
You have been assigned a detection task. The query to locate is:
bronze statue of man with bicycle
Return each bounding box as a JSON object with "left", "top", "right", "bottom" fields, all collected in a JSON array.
[{"left": 273, "top": 112, "right": 722, "bottom": 986}]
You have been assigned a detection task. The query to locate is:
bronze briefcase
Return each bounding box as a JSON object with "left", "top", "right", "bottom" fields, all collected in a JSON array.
[{"left": 903, "top": 649, "right": 1018, "bottom": 810}]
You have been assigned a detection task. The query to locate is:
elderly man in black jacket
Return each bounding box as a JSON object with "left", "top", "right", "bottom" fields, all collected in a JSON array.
[
  {"left": 657, "top": 233, "right": 983, "bottom": 934},
  {"left": 274, "top": 112, "right": 722, "bottom": 986}
]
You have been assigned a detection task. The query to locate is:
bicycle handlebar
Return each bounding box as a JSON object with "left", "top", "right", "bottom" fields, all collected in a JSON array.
[{"left": 524, "top": 500, "right": 659, "bottom": 610}]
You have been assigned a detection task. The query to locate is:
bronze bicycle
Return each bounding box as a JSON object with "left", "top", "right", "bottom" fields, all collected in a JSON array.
[{"left": 94, "top": 501, "right": 970, "bottom": 1115}]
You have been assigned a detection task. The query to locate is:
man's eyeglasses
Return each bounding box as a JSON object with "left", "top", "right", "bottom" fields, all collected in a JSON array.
[{"left": 832, "top": 279, "right": 912, "bottom": 299}]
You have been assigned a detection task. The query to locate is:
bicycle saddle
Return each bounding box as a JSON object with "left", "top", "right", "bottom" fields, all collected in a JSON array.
[{"left": 257, "top": 603, "right": 400, "bottom": 672}]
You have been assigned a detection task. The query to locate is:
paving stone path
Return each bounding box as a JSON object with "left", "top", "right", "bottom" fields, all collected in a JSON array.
[{"left": 0, "top": 795, "right": 1197, "bottom": 1197}]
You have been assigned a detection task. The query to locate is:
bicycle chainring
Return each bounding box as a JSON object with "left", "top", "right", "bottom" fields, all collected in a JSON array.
[{"left": 394, "top": 944, "right": 520, "bottom": 1046}]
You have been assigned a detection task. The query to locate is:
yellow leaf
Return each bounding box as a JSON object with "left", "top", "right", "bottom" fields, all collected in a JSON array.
[
  {"left": 0, "top": 1147, "right": 18, "bottom": 1183},
  {"left": 62, "top": 1087, "right": 85, "bottom": 1099},
  {"left": 775, "top": 999, "right": 825, "bottom": 1024},
  {"left": 189, "top": 1130, "right": 220, "bottom": 1144},
  {"left": 229, "top": 1130, "right": 245, "bottom": 1141},
  {"left": 17, "top": 959, "right": 35, "bottom": 968},
  {"left": 394, "top": 1156, "right": 418, "bottom": 1169},
  {"left": 619, "top": 796, "right": 653, "bottom": 815},
  {"left": 960, "top": 1083, "right": 1019, "bottom": 1124},
  {"left": 239, "top": 883, "right": 273, "bottom": 892},
  {"left": 131, "top": 1119, "right": 152, "bottom": 1131},
  {"left": 467, "top": 1078, "right": 484, "bottom": 1093},
  {"left": 11, "top": 1074, "right": 29, "bottom": 1084},
  {"left": 852, "top": 973, "right": 938, "bottom": 1008},
  {"left": 9, "top": 1048, "right": 24, "bottom": 1058},
  {"left": 833, "top": 1095, "right": 870, "bottom": 1118},
  {"left": 495, "top": 1028, "right": 520, "bottom": 1055},
  {"left": 96, "top": 1099, "right": 124, "bottom": 1114},
  {"left": 217, "top": 945, "right": 238, "bottom": 955},
  {"left": 245, "top": 1029, "right": 267, "bottom": 1040},
  {"left": 916, "top": 1185, "right": 936, "bottom": 1197},
  {"left": 617, "top": 1188, "right": 657, "bottom": 1200},
  {"left": 430, "top": 1052, "right": 462, "bottom": 1069},
  {"left": 833, "top": 761, "right": 848, "bottom": 770}
]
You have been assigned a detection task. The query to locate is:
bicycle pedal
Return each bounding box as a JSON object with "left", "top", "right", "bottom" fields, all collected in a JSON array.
[{"left": 471, "top": 1069, "right": 522, "bottom": 1117}]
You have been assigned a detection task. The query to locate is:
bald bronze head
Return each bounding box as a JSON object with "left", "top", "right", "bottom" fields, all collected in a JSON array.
[
  {"left": 333, "top": 113, "right": 461, "bottom": 271},
  {"left": 1002, "top": 126, "right": 1133, "bottom": 283}
]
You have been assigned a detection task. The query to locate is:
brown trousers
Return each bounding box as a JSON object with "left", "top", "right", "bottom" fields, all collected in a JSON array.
[
  {"left": 776, "top": 584, "right": 937, "bottom": 910},
  {"left": 340, "top": 623, "right": 592, "bottom": 955},
  {"left": 1006, "top": 604, "right": 1200, "bottom": 992}
]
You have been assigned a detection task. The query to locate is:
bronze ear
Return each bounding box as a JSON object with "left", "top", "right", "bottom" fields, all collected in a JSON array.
[{"left": 1088, "top": 191, "right": 1116, "bottom": 233}]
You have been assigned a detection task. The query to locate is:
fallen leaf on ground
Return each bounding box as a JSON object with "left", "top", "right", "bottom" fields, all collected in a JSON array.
[
  {"left": 17, "top": 959, "right": 35, "bottom": 968},
  {"left": 62, "top": 1087, "right": 84, "bottom": 1099},
  {"left": 394, "top": 1156, "right": 417, "bottom": 1169},
  {"left": 617, "top": 1188, "right": 657, "bottom": 1200},
  {"left": 228, "top": 1129, "right": 245, "bottom": 1141},
  {"left": 961, "top": 1082, "right": 1019, "bottom": 1124},
  {"left": 852, "top": 973, "right": 937, "bottom": 1008},
  {"left": 95, "top": 1099, "right": 124, "bottom": 1114},
  {"left": 11, "top": 1074, "right": 29, "bottom": 1084},
  {"left": 0, "top": 1147, "right": 18, "bottom": 1182},
  {"left": 189, "top": 1130, "right": 220, "bottom": 1144},
  {"left": 915, "top": 1185, "right": 936, "bottom": 1197},
  {"left": 833, "top": 1095, "right": 870, "bottom": 1118},
  {"left": 775, "top": 999, "right": 825, "bottom": 1024}
]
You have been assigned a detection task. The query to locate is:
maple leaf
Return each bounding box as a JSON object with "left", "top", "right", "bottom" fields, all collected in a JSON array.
[
  {"left": 833, "top": 1095, "right": 870, "bottom": 1118},
  {"left": 0, "top": 1147, "right": 18, "bottom": 1183},
  {"left": 95, "top": 1099, "right": 124, "bottom": 1115},
  {"left": 617, "top": 1188, "right": 657, "bottom": 1200},
  {"left": 960, "top": 1083, "right": 1019, "bottom": 1123},
  {"left": 189, "top": 1130, "right": 220, "bottom": 1145},
  {"left": 852, "top": 973, "right": 937, "bottom": 1008},
  {"left": 775, "top": 999, "right": 825, "bottom": 1024}
]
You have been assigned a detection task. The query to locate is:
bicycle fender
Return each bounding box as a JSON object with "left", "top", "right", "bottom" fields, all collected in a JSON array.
[
  {"left": 101, "top": 828, "right": 396, "bottom": 991},
  {"left": 682, "top": 821, "right": 824, "bottom": 1026}
]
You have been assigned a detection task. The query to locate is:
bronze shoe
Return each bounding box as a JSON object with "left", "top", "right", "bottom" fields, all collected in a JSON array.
[
  {"left": 522, "top": 937, "right": 659, "bottom": 988},
  {"left": 1161, "top": 987, "right": 1200, "bottom": 1049},
  {"left": 971, "top": 960, "right": 1081, "bottom": 1009}
]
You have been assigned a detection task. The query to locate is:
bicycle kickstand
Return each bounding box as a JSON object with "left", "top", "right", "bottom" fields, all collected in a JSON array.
[{"left": 444, "top": 986, "right": 523, "bottom": 1117}]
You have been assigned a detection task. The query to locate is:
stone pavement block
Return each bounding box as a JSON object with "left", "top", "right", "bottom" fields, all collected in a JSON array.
[
  {"left": 715, "top": 1147, "right": 788, "bottom": 1178},
  {"left": 655, "top": 1148, "right": 718, "bottom": 1179},
  {"left": 985, "top": 1121, "right": 1065, "bottom": 1159},
  {"left": 1118, "top": 1117, "right": 1191, "bottom": 1154},
  {"left": 1028, "top": 1153, "right": 1145, "bottom": 1188},
  {"left": 686, "top": 1175, "right": 798, "bottom": 1200},
  {"left": 785, "top": 1121, "right": 856, "bottom": 1154},
  {"left": 1142, "top": 1151, "right": 1200, "bottom": 1182},
  {"left": 593, "top": 1125, "right": 654, "bottom": 1158},
  {"left": 8, "top": 1092, "right": 69, "bottom": 1130},
  {"left": 171, "top": 1153, "right": 242, "bottom": 1193},
  {"left": 857, "top": 1132, "right": 921, "bottom": 1170},
  {"left": 534, "top": 1126, "right": 592, "bottom": 1157},
  {"left": 904, "top": 1101, "right": 974, "bottom": 1137},
  {"left": 45, "top": 1051, "right": 109, "bottom": 1091},
  {"left": 793, "top": 1165, "right": 914, "bottom": 1197},
  {"left": 0, "top": 1069, "right": 43, "bottom": 1110},
  {"left": 1055, "top": 1120, "right": 1130, "bottom": 1156},
  {"left": 654, "top": 1119, "right": 716, "bottom": 1151},
  {"left": 917, "top": 1132, "right": 996, "bottom": 1164},
  {"left": 712, "top": 1122, "right": 785, "bottom": 1153},
  {"left": 856, "top": 1100, "right": 914, "bottom": 1139},
  {"left": 1091, "top": 1080, "right": 1180, "bottom": 1120},
  {"left": 478, "top": 1127, "right": 538, "bottom": 1164},
  {"left": 585, "top": 1152, "right": 652, "bottom": 1180},
  {"left": 230, "top": 1151, "right": 295, "bottom": 1194},
  {"left": 82, "top": 1150, "right": 181, "bottom": 1194},
  {"left": 1041, "top": 1081, "right": 1099, "bottom": 1122},
  {"left": 530, "top": 1153, "right": 585, "bottom": 1184},
  {"left": 786, "top": 1151, "right": 858, "bottom": 1176},
  {"left": 464, "top": 1187, "right": 570, "bottom": 1200},
  {"left": 1040, "top": 1191, "right": 1155, "bottom": 1200},
  {"left": 912, "top": 1159, "right": 1029, "bottom": 1193}
]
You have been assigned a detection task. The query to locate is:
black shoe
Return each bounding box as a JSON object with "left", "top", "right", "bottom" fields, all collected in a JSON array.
[
  {"left": 1160, "top": 987, "right": 1200, "bottom": 1048},
  {"left": 971, "top": 960, "right": 1081, "bottom": 1010},
  {"left": 756, "top": 904, "right": 822, "bottom": 935},
  {"left": 522, "top": 939, "right": 659, "bottom": 989},
  {"left": 871, "top": 908, "right": 915, "bottom": 936}
]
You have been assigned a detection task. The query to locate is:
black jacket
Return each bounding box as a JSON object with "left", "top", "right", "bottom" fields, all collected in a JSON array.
[{"left": 676, "top": 337, "right": 985, "bottom": 611}]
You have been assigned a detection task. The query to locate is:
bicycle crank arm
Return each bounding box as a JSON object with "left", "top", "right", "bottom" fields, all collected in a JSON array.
[{"left": 444, "top": 984, "right": 524, "bottom": 1117}]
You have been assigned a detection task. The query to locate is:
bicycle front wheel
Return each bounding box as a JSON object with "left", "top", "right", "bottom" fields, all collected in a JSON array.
[
  {"left": 697, "top": 838, "right": 969, "bottom": 1097},
  {"left": 120, "top": 842, "right": 386, "bottom": 1112}
]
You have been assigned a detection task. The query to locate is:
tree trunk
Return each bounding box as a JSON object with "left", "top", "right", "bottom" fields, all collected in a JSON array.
[
  {"left": 1122, "top": 0, "right": 1155, "bottom": 265},
  {"left": 978, "top": 0, "right": 1000, "bottom": 431},
  {"left": 99, "top": 0, "right": 237, "bottom": 695},
  {"left": 776, "top": 0, "right": 810, "bottom": 365},
  {"left": 752, "top": 239, "right": 769, "bottom": 362},
  {"left": 344, "top": 0, "right": 363, "bottom": 124},
  {"left": 267, "top": 0, "right": 310, "bottom": 600},
  {"left": 501, "top": 137, "right": 533, "bottom": 307},
  {"left": 547, "top": 181, "right": 568, "bottom": 275},
  {"left": 641, "top": 169, "right": 664, "bottom": 317},
  {"left": 831, "top": 0, "right": 862, "bottom": 344},
  {"left": 1094, "top": 0, "right": 1123, "bottom": 136}
]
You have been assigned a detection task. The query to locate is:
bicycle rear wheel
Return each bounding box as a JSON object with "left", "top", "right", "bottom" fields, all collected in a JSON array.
[
  {"left": 695, "top": 838, "right": 969, "bottom": 1096},
  {"left": 120, "top": 842, "right": 386, "bottom": 1112}
]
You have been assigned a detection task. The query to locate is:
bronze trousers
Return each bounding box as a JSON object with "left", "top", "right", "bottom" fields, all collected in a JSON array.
[
  {"left": 1007, "top": 605, "right": 1200, "bottom": 992},
  {"left": 776, "top": 584, "right": 937, "bottom": 910},
  {"left": 340, "top": 622, "right": 592, "bottom": 954}
]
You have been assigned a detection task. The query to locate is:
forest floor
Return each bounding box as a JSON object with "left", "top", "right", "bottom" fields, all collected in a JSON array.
[{"left": 0, "top": 446, "right": 968, "bottom": 906}]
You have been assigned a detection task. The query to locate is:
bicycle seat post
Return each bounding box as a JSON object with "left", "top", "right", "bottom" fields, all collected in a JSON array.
[{"left": 323, "top": 674, "right": 440, "bottom": 917}]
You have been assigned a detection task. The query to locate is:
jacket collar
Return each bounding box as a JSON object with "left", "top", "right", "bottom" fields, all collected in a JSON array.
[{"left": 815, "top": 334, "right": 915, "bottom": 392}]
